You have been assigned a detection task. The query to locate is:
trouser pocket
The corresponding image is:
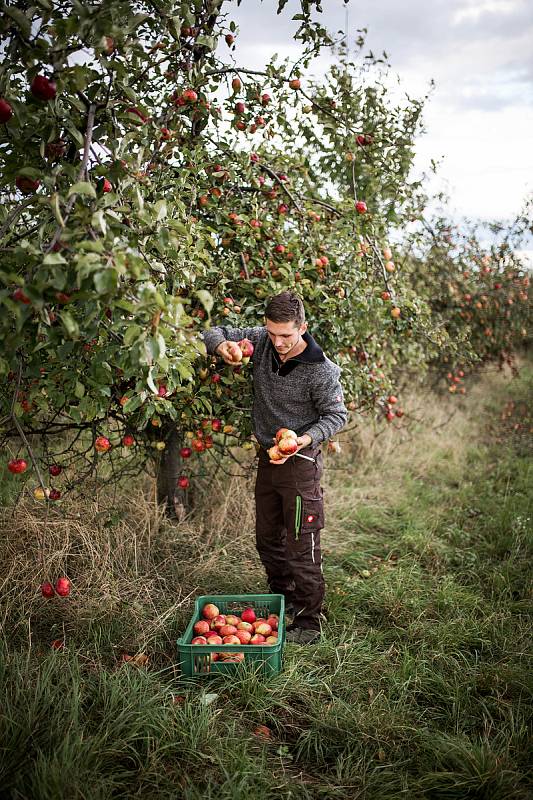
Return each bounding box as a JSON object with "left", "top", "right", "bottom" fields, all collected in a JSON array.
[{"left": 295, "top": 487, "right": 325, "bottom": 540}]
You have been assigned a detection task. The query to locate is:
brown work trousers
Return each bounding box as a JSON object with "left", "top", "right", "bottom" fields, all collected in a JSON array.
[{"left": 254, "top": 445, "right": 325, "bottom": 631}]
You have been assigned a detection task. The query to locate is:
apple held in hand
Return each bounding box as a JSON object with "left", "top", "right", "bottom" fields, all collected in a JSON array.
[
  {"left": 237, "top": 338, "right": 254, "bottom": 364},
  {"left": 278, "top": 437, "right": 298, "bottom": 456},
  {"left": 275, "top": 428, "right": 297, "bottom": 443},
  {"left": 268, "top": 445, "right": 283, "bottom": 461}
]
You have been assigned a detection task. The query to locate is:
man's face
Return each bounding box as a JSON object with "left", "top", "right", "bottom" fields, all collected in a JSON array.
[{"left": 265, "top": 318, "right": 307, "bottom": 355}]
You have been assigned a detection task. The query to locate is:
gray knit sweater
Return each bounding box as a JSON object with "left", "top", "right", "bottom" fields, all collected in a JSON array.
[{"left": 201, "top": 325, "right": 348, "bottom": 450}]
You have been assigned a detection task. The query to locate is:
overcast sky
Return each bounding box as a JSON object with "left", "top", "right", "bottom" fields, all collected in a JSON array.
[{"left": 226, "top": 0, "right": 532, "bottom": 249}]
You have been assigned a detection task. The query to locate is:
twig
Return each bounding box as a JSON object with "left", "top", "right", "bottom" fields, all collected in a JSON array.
[{"left": 46, "top": 104, "right": 97, "bottom": 252}]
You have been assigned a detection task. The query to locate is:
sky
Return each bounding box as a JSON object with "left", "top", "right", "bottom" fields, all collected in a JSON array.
[{"left": 225, "top": 0, "right": 533, "bottom": 256}]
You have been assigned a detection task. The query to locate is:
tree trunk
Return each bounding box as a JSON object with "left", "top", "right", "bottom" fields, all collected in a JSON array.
[{"left": 156, "top": 426, "right": 192, "bottom": 519}]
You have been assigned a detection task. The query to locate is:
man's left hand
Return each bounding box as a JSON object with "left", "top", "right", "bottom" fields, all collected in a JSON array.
[{"left": 269, "top": 434, "right": 312, "bottom": 465}]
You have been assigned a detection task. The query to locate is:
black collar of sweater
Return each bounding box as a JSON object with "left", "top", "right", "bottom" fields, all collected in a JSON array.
[{"left": 270, "top": 331, "right": 325, "bottom": 375}]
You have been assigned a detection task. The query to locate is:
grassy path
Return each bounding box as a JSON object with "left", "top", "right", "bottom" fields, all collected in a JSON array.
[{"left": 1, "top": 362, "right": 531, "bottom": 799}]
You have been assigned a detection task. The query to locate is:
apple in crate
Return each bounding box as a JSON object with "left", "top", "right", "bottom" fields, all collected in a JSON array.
[
  {"left": 194, "top": 620, "right": 211, "bottom": 636},
  {"left": 219, "top": 624, "right": 238, "bottom": 637},
  {"left": 206, "top": 633, "right": 223, "bottom": 645},
  {"left": 250, "top": 633, "right": 266, "bottom": 644},
  {"left": 252, "top": 619, "right": 267, "bottom": 631},
  {"left": 210, "top": 614, "right": 227, "bottom": 630},
  {"left": 222, "top": 635, "right": 241, "bottom": 645},
  {"left": 225, "top": 614, "right": 240, "bottom": 627},
  {"left": 237, "top": 621, "right": 254, "bottom": 633},
  {"left": 191, "top": 636, "right": 207, "bottom": 645},
  {"left": 255, "top": 622, "right": 273, "bottom": 636},
  {"left": 265, "top": 635, "right": 278, "bottom": 644},
  {"left": 202, "top": 603, "right": 220, "bottom": 620},
  {"left": 241, "top": 607, "right": 256, "bottom": 624},
  {"left": 236, "top": 630, "right": 252, "bottom": 644},
  {"left": 219, "top": 652, "right": 245, "bottom": 663},
  {"left": 266, "top": 615, "right": 279, "bottom": 630}
]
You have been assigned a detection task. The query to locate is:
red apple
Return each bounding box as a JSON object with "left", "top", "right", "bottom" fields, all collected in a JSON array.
[
  {"left": 237, "top": 339, "right": 254, "bottom": 365},
  {"left": 265, "top": 635, "right": 278, "bottom": 644},
  {"left": 210, "top": 614, "right": 227, "bottom": 629},
  {"left": 8, "top": 459, "right": 27, "bottom": 474},
  {"left": 0, "top": 98, "right": 13, "bottom": 123},
  {"left": 355, "top": 201, "right": 367, "bottom": 214},
  {"left": 255, "top": 622, "right": 273, "bottom": 636},
  {"left": 225, "top": 33, "right": 235, "bottom": 46},
  {"left": 177, "top": 476, "right": 190, "bottom": 489},
  {"left": 241, "top": 607, "right": 256, "bottom": 624},
  {"left": 250, "top": 633, "right": 266, "bottom": 645},
  {"left": 266, "top": 615, "right": 279, "bottom": 630},
  {"left": 191, "top": 438, "right": 205, "bottom": 453},
  {"left": 211, "top": 419, "right": 222, "bottom": 432},
  {"left": 201, "top": 603, "right": 220, "bottom": 620},
  {"left": 51, "top": 639, "right": 64, "bottom": 650},
  {"left": 275, "top": 428, "right": 297, "bottom": 443},
  {"left": 191, "top": 636, "right": 207, "bottom": 645},
  {"left": 222, "top": 634, "right": 241, "bottom": 645},
  {"left": 193, "top": 620, "right": 211, "bottom": 636},
  {"left": 237, "top": 621, "right": 254, "bottom": 633},
  {"left": 388, "top": 395, "right": 398, "bottom": 405},
  {"left": 236, "top": 630, "right": 252, "bottom": 644},
  {"left": 49, "top": 464, "right": 62, "bottom": 477},
  {"left": 278, "top": 437, "right": 298, "bottom": 456},
  {"left": 268, "top": 445, "right": 283, "bottom": 461},
  {"left": 180, "top": 447, "right": 192, "bottom": 458},
  {"left": 234, "top": 101, "right": 245, "bottom": 114},
  {"left": 289, "top": 78, "right": 301, "bottom": 90},
  {"left": 224, "top": 614, "right": 240, "bottom": 627},
  {"left": 95, "top": 436, "right": 111, "bottom": 453},
  {"left": 55, "top": 577, "right": 71, "bottom": 597},
  {"left": 49, "top": 489, "right": 61, "bottom": 501},
  {"left": 41, "top": 581, "right": 55, "bottom": 598},
  {"left": 205, "top": 633, "right": 223, "bottom": 645},
  {"left": 122, "top": 434, "right": 135, "bottom": 447},
  {"left": 16, "top": 176, "right": 40, "bottom": 194},
  {"left": 218, "top": 624, "right": 238, "bottom": 637},
  {"left": 12, "top": 288, "right": 31, "bottom": 304},
  {"left": 182, "top": 88, "right": 198, "bottom": 103},
  {"left": 231, "top": 77, "right": 241, "bottom": 92},
  {"left": 30, "top": 74, "right": 57, "bottom": 101}
]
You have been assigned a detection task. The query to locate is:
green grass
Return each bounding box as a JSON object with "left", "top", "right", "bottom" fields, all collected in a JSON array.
[{"left": 1, "top": 362, "right": 532, "bottom": 799}]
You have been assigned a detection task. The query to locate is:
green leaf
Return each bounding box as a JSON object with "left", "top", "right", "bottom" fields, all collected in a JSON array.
[
  {"left": 59, "top": 311, "right": 79, "bottom": 338},
  {"left": 153, "top": 199, "right": 167, "bottom": 221},
  {"left": 68, "top": 182, "right": 96, "bottom": 199},
  {"left": 124, "top": 325, "right": 142, "bottom": 347},
  {"left": 195, "top": 289, "right": 213, "bottom": 314},
  {"left": 147, "top": 368, "right": 158, "bottom": 394},
  {"left": 43, "top": 252, "right": 67, "bottom": 265},
  {"left": 74, "top": 380, "right": 85, "bottom": 399},
  {"left": 92, "top": 209, "right": 107, "bottom": 235}
]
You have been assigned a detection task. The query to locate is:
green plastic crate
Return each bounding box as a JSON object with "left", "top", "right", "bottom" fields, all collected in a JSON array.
[{"left": 177, "top": 593, "right": 285, "bottom": 678}]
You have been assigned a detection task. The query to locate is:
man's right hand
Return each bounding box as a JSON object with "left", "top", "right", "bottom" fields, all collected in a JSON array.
[{"left": 215, "top": 340, "right": 243, "bottom": 365}]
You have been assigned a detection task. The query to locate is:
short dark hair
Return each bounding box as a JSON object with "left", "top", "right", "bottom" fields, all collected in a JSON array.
[{"left": 265, "top": 291, "right": 305, "bottom": 327}]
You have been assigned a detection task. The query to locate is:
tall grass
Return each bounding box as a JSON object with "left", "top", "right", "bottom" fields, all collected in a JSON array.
[{"left": 1, "top": 361, "right": 531, "bottom": 799}]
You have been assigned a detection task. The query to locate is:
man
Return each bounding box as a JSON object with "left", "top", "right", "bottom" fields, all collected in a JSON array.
[{"left": 202, "top": 291, "right": 347, "bottom": 644}]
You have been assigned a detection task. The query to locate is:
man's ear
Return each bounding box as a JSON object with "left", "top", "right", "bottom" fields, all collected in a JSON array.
[{"left": 300, "top": 322, "right": 308, "bottom": 335}]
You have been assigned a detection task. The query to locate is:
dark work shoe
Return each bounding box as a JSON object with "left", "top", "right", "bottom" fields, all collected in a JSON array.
[{"left": 285, "top": 626, "right": 321, "bottom": 645}]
